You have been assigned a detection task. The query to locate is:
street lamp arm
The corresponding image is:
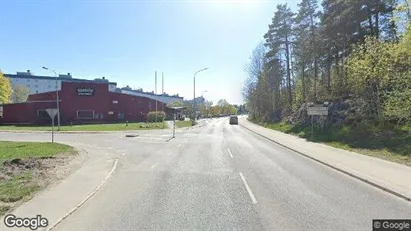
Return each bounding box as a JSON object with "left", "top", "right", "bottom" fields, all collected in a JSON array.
[
  {"left": 42, "top": 66, "right": 57, "bottom": 77},
  {"left": 194, "top": 68, "right": 209, "bottom": 77}
]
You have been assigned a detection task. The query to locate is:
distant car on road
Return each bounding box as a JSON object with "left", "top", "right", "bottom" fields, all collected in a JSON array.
[{"left": 229, "top": 115, "right": 238, "bottom": 125}]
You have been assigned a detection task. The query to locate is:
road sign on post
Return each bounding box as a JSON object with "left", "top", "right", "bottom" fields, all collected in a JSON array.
[
  {"left": 46, "top": 108, "right": 59, "bottom": 143},
  {"left": 307, "top": 106, "right": 328, "bottom": 116},
  {"left": 307, "top": 104, "right": 329, "bottom": 138}
]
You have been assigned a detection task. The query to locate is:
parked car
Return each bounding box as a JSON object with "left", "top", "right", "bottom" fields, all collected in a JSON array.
[{"left": 229, "top": 115, "right": 238, "bottom": 125}]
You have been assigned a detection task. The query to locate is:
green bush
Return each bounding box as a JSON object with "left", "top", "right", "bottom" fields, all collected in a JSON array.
[{"left": 147, "top": 111, "right": 166, "bottom": 122}]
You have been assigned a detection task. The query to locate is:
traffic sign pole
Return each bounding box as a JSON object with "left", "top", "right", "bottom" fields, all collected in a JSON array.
[
  {"left": 46, "top": 108, "right": 59, "bottom": 143},
  {"left": 51, "top": 117, "right": 54, "bottom": 143},
  {"left": 309, "top": 114, "right": 317, "bottom": 138},
  {"left": 173, "top": 113, "right": 176, "bottom": 138}
]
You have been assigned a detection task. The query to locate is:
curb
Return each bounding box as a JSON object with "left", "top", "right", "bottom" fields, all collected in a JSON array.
[
  {"left": 45, "top": 158, "right": 119, "bottom": 231},
  {"left": 240, "top": 121, "right": 411, "bottom": 202}
]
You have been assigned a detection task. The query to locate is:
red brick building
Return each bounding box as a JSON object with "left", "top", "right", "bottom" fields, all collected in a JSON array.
[{"left": 0, "top": 82, "right": 167, "bottom": 125}]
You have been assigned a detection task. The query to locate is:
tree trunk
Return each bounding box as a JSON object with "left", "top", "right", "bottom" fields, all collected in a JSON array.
[
  {"left": 375, "top": 5, "right": 380, "bottom": 39},
  {"left": 368, "top": 13, "right": 374, "bottom": 36},
  {"left": 310, "top": 12, "right": 318, "bottom": 102},
  {"left": 327, "top": 53, "right": 331, "bottom": 92},
  {"left": 302, "top": 63, "right": 306, "bottom": 102},
  {"left": 285, "top": 41, "right": 292, "bottom": 107}
]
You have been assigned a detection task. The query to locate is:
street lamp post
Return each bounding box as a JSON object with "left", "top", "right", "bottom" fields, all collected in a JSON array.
[
  {"left": 201, "top": 90, "right": 208, "bottom": 118},
  {"left": 42, "top": 66, "right": 60, "bottom": 130},
  {"left": 193, "top": 68, "right": 208, "bottom": 124}
]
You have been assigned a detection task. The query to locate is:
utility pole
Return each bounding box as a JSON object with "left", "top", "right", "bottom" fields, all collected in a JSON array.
[
  {"left": 155, "top": 71, "right": 158, "bottom": 122},
  {"left": 162, "top": 72, "right": 164, "bottom": 112}
]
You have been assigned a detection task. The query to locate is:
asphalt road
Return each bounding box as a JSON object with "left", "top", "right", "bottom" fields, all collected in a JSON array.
[{"left": 2, "top": 118, "right": 411, "bottom": 231}]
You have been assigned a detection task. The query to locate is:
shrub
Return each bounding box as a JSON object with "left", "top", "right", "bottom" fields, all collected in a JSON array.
[{"left": 147, "top": 111, "right": 166, "bottom": 122}]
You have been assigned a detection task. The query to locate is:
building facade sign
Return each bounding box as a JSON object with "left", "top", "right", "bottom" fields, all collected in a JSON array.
[{"left": 77, "top": 88, "right": 95, "bottom": 96}]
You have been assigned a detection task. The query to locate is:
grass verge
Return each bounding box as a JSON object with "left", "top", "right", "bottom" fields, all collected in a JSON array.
[
  {"left": 0, "top": 122, "right": 168, "bottom": 131},
  {"left": 0, "top": 141, "right": 74, "bottom": 216},
  {"left": 250, "top": 119, "right": 411, "bottom": 167},
  {"left": 176, "top": 121, "right": 193, "bottom": 128},
  {"left": 0, "top": 172, "right": 40, "bottom": 203},
  {"left": 0, "top": 141, "right": 72, "bottom": 167}
]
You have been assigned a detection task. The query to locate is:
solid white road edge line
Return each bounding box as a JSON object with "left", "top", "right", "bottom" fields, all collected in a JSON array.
[
  {"left": 228, "top": 148, "right": 234, "bottom": 158},
  {"left": 239, "top": 172, "right": 257, "bottom": 204},
  {"left": 46, "top": 158, "right": 119, "bottom": 231}
]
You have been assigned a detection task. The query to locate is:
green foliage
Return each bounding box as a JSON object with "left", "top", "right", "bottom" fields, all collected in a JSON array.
[
  {"left": 146, "top": 111, "right": 166, "bottom": 122},
  {"left": 138, "top": 123, "right": 164, "bottom": 129},
  {"left": 242, "top": 1, "right": 410, "bottom": 164},
  {"left": 176, "top": 120, "right": 192, "bottom": 128},
  {"left": 10, "top": 84, "right": 30, "bottom": 103},
  {"left": 383, "top": 23, "right": 411, "bottom": 123},
  {"left": 0, "top": 71, "right": 12, "bottom": 104},
  {"left": 244, "top": 1, "right": 409, "bottom": 125},
  {"left": 346, "top": 37, "right": 394, "bottom": 120}
]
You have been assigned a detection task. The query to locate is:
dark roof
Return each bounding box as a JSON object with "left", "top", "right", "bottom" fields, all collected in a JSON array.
[
  {"left": 5, "top": 74, "right": 117, "bottom": 85},
  {"left": 120, "top": 89, "right": 184, "bottom": 99}
]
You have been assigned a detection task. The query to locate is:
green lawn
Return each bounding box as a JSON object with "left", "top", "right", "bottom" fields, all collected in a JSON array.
[
  {"left": 0, "top": 141, "right": 74, "bottom": 216},
  {"left": 251, "top": 119, "right": 411, "bottom": 167},
  {"left": 176, "top": 120, "right": 192, "bottom": 128},
  {"left": 0, "top": 122, "right": 168, "bottom": 131},
  {"left": 0, "top": 141, "right": 73, "bottom": 167},
  {"left": 0, "top": 172, "right": 40, "bottom": 203}
]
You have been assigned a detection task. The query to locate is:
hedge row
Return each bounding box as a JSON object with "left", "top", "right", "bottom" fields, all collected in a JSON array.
[{"left": 147, "top": 111, "right": 166, "bottom": 122}]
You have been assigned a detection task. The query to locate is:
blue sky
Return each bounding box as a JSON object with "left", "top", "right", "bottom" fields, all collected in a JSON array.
[{"left": 1, "top": 0, "right": 297, "bottom": 105}]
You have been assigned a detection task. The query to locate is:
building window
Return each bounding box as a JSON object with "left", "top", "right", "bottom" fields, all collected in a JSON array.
[
  {"left": 117, "top": 112, "right": 124, "bottom": 119},
  {"left": 0, "top": 106, "right": 3, "bottom": 117},
  {"left": 35, "top": 85, "right": 38, "bottom": 88},
  {"left": 77, "top": 110, "right": 94, "bottom": 119},
  {"left": 112, "top": 100, "right": 118, "bottom": 104},
  {"left": 37, "top": 110, "right": 49, "bottom": 119},
  {"left": 36, "top": 90, "right": 38, "bottom": 94}
]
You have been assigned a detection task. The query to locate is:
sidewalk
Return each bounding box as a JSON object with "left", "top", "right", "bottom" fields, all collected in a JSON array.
[
  {"left": 0, "top": 144, "right": 117, "bottom": 231},
  {"left": 240, "top": 117, "right": 411, "bottom": 201}
]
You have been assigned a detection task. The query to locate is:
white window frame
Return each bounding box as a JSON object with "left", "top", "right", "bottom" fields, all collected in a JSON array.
[
  {"left": 113, "top": 100, "right": 118, "bottom": 104},
  {"left": 0, "top": 106, "right": 3, "bottom": 117},
  {"left": 37, "top": 110, "right": 49, "bottom": 118},
  {"left": 77, "top": 110, "right": 94, "bottom": 119},
  {"left": 37, "top": 110, "right": 46, "bottom": 117}
]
